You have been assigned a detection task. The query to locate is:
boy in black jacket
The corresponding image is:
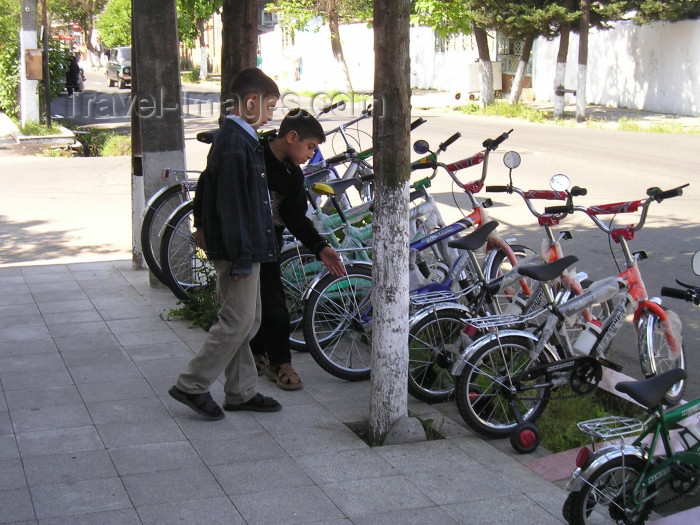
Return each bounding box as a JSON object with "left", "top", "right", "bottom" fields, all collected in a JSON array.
[
  {"left": 252, "top": 109, "right": 344, "bottom": 390},
  {"left": 169, "top": 68, "right": 282, "bottom": 420}
]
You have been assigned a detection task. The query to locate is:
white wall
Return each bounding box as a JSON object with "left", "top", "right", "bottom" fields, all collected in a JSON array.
[{"left": 532, "top": 19, "right": 700, "bottom": 116}]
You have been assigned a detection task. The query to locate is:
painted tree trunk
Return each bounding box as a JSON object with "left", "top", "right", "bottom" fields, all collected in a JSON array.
[
  {"left": 554, "top": 0, "right": 574, "bottom": 118},
  {"left": 577, "top": 0, "right": 590, "bottom": 123},
  {"left": 220, "top": 0, "right": 257, "bottom": 114},
  {"left": 510, "top": 36, "right": 534, "bottom": 104},
  {"left": 197, "top": 18, "right": 208, "bottom": 80},
  {"left": 369, "top": 0, "right": 411, "bottom": 445},
  {"left": 473, "top": 24, "right": 494, "bottom": 106},
  {"left": 327, "top": 0, "right": 354, "bottom": 93}
]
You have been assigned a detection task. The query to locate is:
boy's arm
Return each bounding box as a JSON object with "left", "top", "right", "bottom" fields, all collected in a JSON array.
[{"left": 278, "top": 180, "right": 329, "bottom": 257}]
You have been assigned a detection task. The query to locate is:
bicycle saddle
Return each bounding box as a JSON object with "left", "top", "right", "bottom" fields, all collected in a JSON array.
[
  {"left": 304, "top": 169, "right": 333, "bottom": 186},
  {"left": 311, "top": 178, "right": 360, "bottom": 196},
  {"left": 615, "top": 368, "right": 687, "bottom": 410},
  {"left": 447, "top": 220, "right": 498, "bottom": 251},
  {"left": 518, "top": 254, "right": 578, "bottom": 282}
]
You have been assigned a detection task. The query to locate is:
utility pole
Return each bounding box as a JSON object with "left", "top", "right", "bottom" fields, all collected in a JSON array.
[
  {"left": 19, "top": 0, "right": 40, "bottom": 126},
  {"left": 131, "top": 0, "right": 186, "bottom": 277},
  {"left": 41, "top": 0, "right": 51, "bottom": 127}
]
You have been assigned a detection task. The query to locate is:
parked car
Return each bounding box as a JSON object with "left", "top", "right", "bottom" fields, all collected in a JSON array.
[{"left": 106, "top": 46, "right": 131, "bottom": 89}]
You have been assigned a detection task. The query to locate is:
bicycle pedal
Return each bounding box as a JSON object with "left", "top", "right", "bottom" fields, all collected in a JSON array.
[
  {"left": 597, "top": 357, "right": 623, "bottom": 373},
  {"left": 670, "top": 462, "right": 698, "bottom": 483}
]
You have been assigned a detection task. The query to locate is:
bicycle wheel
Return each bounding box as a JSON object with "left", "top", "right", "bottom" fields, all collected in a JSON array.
[
  {"left": 562, "top": 456, "right": 653, "bottom": 525},
  {"left": 279, "top": 246, "right": 324, "bottom": 352},
  {"left": 407, "top": 307, "right": 470, "bottom": 403},
  {"left": 638, "top": 310, "right": 686, "bottom": 406},
  {"left": 159, "top": 202, "right": 213, "bottom": 301},
  {"left": 454, "top": 334, "right": 553, "bottom": 438},
  {"left": 303, "top": 265, "right": 373, "bottom": 381},
  {"left": 140, "top": 184, "right": 191, "bottom": 285},
  {"left": 483, "top": 243, "right": 537, "bottom": 313}
]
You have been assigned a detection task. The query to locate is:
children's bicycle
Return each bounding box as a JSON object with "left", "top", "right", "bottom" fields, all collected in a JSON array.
[
  {"left": 453, "top": 184, "right": 689, "bottom": 452},
  {"left": 563, "top": 254, "right": 700, "bottom": 525}
]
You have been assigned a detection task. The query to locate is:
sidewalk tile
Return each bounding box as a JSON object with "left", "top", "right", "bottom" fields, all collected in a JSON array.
[
  {"left": 22, "top": 449, "right": 117, "bottom": 487},
  {"left": 211, "top": 456, "right": 314, "bottom": 496},
  {"left": 321, "top": 476, "right": 434, "bottom": 517},
  {"left": 0, "top": 487, "right": 35, "bottom": 524},
  {"left": 30, "top": 477, "right": 131, "bottom": 520},
  {"left": 190, "top": 431, "right": 284, "bottom": 466},
  {"left": 270, "top": 422, "right": 366, "bottom": 456},
  {"left": 295, "top": 447, "right": 397, "bottom": 484},
  {"left": 10, "top": 404, "right": 93, "bottom": 433},
  {"left": 231, "top": 485, "right": 344, "bottom": 525},
  {"left": 442, "top": 494, "right": 564, "bottom": 525},
  {"left": 39, "top": 508, "right": 140, "bottom": 525},
  {"left": 108, "top": 441, "right": 204, "bottom": 475},
  {"left": 75, "top": 377, "right": 154, "bottom": 403},
  {"left": 86, "top": 397, "right": 172, "bottom": 425},
  {"left": 0, "top": 337, "right": 56, "bottom": 358},
  {"left": 96, "top": 419, "right": 185, "bottom": 448},
  {"left": 0, "top": 352, "right": 65, "bottom": 374},
  {"left": 352, "top": 506, "right": 460, "bottom": 525},
  {"left": 135, "top": 498, "right": 245, "bottom": 525},
  {"left": 0, "top": 459, "right": 26, "bottom": 491},
  {"left": 0, "top": 368, "right": 74, "bottom": 392},
  {"left": 16, "top": 426, "right": 103, "bottom": 457},
  {"left": 121, "top": 466, "right": 225, "bottom": 507}
]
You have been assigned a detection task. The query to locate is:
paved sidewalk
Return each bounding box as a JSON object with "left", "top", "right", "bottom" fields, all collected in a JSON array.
[{"left": 1, "top": 259, "right": 569, "bottom": 525}]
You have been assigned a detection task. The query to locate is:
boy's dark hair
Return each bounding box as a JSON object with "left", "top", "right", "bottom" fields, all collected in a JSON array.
[
  {"left": 279, "top": 108, "right": 326, "bottom": 143},
  {"left": 229, "top": 67, "right": 280, "bottom": 100}
]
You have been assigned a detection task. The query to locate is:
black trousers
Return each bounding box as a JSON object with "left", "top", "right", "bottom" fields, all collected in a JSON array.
[{"left": 250, "top": 260, "right": 291, "bottom": 367}]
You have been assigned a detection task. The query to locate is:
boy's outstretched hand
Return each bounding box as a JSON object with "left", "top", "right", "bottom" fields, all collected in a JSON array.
[{"left": 319, "top": 246, "right": 345, "bottom": 277}]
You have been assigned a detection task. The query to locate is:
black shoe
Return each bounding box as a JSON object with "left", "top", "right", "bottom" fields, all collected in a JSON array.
[
  {"left": 223, "top": 392, "right": 281, "bottom": 412},
  {"left": 168, "top": 386, "right": 224, "bottom": 420}
]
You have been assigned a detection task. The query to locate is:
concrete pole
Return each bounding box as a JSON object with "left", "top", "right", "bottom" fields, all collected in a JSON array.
[
  {"left": 19, "top": 0, "right": 40, "bottom": 126},
  {"left": 131, "top": 0, "right": 186, "bottom": 279}
]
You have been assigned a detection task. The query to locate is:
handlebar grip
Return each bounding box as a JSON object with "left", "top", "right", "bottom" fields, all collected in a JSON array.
[
  {"left": 486, "top": 185, "right": 509, "bottom": 193},
  {"left": 410, "top": 161, "right": 435, "bottom": 170},
  {"left": 319, "top": 101, "right": 346, "bottom": 114},
  {"left": 660, "top": 287, "right": 690, "bottom": 300},
  {"left": 439, "top": 132, "right": 461, "bottom": 151},
  {"left": 571, "top": 186, "right": 587, "bottom": 197},
  {"left": 325, "top": 152, "right": 351, "bottom": 165},
  {"left": 545, "top": 205, "right": 570, "bottom": 214},
  {"left": 483, "top": 129, "right": 513, "bottom": 150},
  {"left": 410, "top": 117, "right": 427, "bottom": 131},
  {"left": 654, "top": 184, "right": 688, "bottom": 202}
]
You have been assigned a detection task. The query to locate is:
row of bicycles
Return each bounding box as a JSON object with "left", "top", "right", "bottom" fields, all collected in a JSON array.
[{"left": 138, "top": 109, "right": 698, "bottom": 523}]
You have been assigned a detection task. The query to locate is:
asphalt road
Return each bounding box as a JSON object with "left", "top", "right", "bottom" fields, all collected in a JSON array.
[{"left": 10, "top": 67, "right": 700, "bottom": 401}]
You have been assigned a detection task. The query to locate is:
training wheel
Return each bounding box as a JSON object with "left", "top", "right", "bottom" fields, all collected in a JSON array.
[{"left": 510, "top": 423, "right": 540, "bottom": 454}]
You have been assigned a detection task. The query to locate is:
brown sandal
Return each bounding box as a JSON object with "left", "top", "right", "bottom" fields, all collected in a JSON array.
[
  {"left": 254, "top": 354, "right": 269, "bottom": 376},
  {"left": 265, "top": 363, "right": 303, "bottom": 391}
]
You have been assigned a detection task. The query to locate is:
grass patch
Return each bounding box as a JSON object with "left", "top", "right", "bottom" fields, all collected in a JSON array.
[
  {"left": 538, "top": 386, "right": 646, "bottom": 453},
  {"left": 181, "top": 70, "right": 201, "bottom": 84},
  {"left": 72, "top": 128, "right": 131, "bottom": 157},
  {"left": 457, "top": 101, "right": 548, "bottom": 123},
  {"left": 18, "top": 119, "right": 64, "bottom": 136},
  {"left": 618, "top": 117, "right": 700, "bottom": 134}
]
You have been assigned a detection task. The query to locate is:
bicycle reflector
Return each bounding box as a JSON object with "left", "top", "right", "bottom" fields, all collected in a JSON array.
[{"left": 575, "top": 447, "right": 591, "bottom": 468}]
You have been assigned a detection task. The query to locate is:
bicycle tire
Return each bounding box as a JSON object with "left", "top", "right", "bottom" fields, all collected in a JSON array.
[
  {"left": 454, "top": 334, "right": 553, "bottom": 438},
  {"left": 637, "top": 310, "right": 686, "bottom": 406},
  {"left": 279, "top": 245, "right": 324, "bottom": 352},
  {"left": 159, "top": 202, "right": 213, "bottom": 301},
  {"left": 302, "top": 265, "right": 373, "bottom": 381},
  {"left": 562, "top": 455, "right": 653, "bottom": 525},
  {"left": 407, "top": 307, "right": 470, "bottom": 403},
  {"left": 141, "top": 183, "right": 193, "bottom": 285}
]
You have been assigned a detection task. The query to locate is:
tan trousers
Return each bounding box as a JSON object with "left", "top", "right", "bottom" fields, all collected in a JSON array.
[{"left": 176, "top": 261, "right": 261, "bottom": 405}]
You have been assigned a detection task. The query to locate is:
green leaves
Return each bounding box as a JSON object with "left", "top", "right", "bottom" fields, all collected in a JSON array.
[{"left": 96, "top": 0, "right": 132, "bottom": 48}]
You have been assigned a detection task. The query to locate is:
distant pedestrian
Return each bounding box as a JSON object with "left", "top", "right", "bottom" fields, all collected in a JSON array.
[{"left": 66, "top": 55, "right": 81, "bottom": 98}]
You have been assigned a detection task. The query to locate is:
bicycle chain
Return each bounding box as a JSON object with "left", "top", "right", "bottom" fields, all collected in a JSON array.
[{"left": 651, "top": 472, "right": 699, "bottom": 510}]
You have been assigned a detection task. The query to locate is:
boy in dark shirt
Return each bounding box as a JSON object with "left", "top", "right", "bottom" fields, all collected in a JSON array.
[{"left": 252, "top": 109, "right": 344, "bottom": 390}]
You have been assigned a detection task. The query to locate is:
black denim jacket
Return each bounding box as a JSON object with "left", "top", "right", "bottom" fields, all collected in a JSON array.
[{"left": 198, "top": 118, "right": 277, "bottom": 274}]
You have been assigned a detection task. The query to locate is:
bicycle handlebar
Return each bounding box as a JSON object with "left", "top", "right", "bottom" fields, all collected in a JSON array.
[
  {"left": 661, "top": 286, "right": 692, "bottom": 301},
  {"left": 547, "top": 184, "right": 689, "bottom": 236},
  {"left": 487, "top": 185, "right": 567, "bottom": 219}
]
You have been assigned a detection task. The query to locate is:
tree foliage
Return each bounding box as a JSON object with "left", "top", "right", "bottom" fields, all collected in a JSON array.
[
  {"left": 0, "top": 0, "right": 20, "bottom": 52},
  {"left": 48, "top": 0, "right": 108, "bottom": 54},
  {"left": 96, "top": 0, "right": 131, "bottom": 48},
  {"left": 633, "top": 0, "right": 700, "bottom": 23},
  {"left": 267, "top": 0, "right": 373, "bottom": 31},
  {"left": 177, "top": 0, "right": 223, "bottom": 48}
]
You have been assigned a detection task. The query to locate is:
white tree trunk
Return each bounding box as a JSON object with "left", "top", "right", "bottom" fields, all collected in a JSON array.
[
  {"left": 576, "top": 65, "right": 587, "bottom": 122},
  {"left": 553, "top": 61, "right": 567, "bottom": 117},
  {"left": 369, "top": 182, "right": 410, "bottom": 443},
  {"left": 479, "top": 60, "right": 494, "bottom": 107},
  {"left": 200, "top": 45, "right": 208, "bottom": 79}
]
